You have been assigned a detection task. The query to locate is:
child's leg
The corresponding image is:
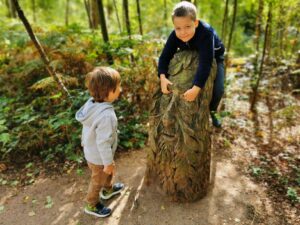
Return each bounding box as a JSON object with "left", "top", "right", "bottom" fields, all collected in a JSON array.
[
  {"left": 103, "top": 174, "right": 113, "bottom": 190},
  {"left": 209, "top": 61, "right": 225, "bottom": 112},
  {"left": 86, "top": 162, "right": 109, "bottom": 206}
]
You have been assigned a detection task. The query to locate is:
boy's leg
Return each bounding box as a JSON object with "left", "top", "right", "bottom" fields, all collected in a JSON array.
[
  {"left": 86, "top": 162, "right": 108, "bottom": 206},
  {"left": 210, "top": 61, "right": 225, "bottom": 111},
  {"left": 85, "top": 162, "right": 111, "bottom": 217},
  {"left": 210, "top": 61, "right": 225, "bottom": 127},
  {"left": 100, "top": 174, "right": 124, "bottom": 200}
]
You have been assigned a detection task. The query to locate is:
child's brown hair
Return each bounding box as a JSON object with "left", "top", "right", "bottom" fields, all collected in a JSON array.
[
  {"left": 172, "top": 1, "right": 197, "bottom": 21},
  {"left": 85, "top": 67, "right": 120, "bottom": 102}
]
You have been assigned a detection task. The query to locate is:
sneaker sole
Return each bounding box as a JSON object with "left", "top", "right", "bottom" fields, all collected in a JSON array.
[
  {"left": 84, "top": 208, "right": 111, "bottom": 218},
  {"left": 100, "top": 188, "right": 123, "bottom": 200}
]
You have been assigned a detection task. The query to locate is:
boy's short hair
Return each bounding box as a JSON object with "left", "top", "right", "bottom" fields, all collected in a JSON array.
[
  {"left": 172, "top": 1, "right": 197, "bottom": 21},
  {"left": 85, "top": 67, "right": 120, "bottom": 102}
]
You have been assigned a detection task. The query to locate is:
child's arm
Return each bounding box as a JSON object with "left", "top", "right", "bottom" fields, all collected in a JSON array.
[
  {"left": 183, "top": 31, "right": 214, "bottom": 101},
  {"left": 160, "top": 74, "right": 173, "bottom": 94},
  {"left": 103, "top": 162, "right": 115, "bottom": 175},
  {"left": 95, "top": 116, "right": 115, "bottom": 170},
  {"left": 158, "top": 32, "right": 178, "bottom": 94},
  {"left": 193, "top": 31, "right": 214, "bottom": 90}
]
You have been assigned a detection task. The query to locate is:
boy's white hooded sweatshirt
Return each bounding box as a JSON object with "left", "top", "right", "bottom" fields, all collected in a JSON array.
[{"left": 75, "top": 98, "right": 118, "bottom": 166}]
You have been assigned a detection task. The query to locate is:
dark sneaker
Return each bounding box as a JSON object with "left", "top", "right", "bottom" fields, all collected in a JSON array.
[
  {"left": 100, "top": 183, "right": 125, "bottom": 200},
  {"left": 210, "top": 111, "right": 222, "bottom": 128},
  {"left": 84, "top": 202, "right": 111, "bottom": 217}
]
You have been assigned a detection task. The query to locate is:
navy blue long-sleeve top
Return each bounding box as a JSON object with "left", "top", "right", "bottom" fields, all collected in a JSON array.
[{"left": 158, "top": 20, "right": 225, "bottom": 88}]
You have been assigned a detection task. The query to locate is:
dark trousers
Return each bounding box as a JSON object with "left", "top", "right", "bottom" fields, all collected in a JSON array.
[{"left": 209, "top": 61, "right": 225, "bottom": 112}]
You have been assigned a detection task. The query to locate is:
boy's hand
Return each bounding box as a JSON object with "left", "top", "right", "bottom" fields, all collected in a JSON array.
[
  {"left": 160, "top": 74, "right": 173, "bottom": 94},
  {"left": 183, "top": 86, "right": 201, "bottom": 102},
  {"left": 103, "top": 163, "right": 115, "bottom": 175}
]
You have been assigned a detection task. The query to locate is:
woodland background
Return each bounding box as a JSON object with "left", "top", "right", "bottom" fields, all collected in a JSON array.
[{"left": 0, "top": 0, "right": 299, "bottom": 223}]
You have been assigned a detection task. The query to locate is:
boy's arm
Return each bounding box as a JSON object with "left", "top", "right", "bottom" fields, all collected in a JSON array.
[
  {"left": 193, "top": 30, "right": 214, "bottom": 89},
  {"left": 95, "top": 116, "right": 115, "bottom": 166},
  {"left": 158, "top": 31, "right": 178, "bottom": 78}
]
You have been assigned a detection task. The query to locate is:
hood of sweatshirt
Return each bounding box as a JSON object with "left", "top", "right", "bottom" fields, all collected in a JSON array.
[{"left": 75, "top": 98, "right": 113, "bottom": 127}]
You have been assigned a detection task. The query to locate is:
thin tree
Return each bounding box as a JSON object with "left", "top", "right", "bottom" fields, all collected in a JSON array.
[
  {"left": 164, "top": 0, "right": 168, "bottom": 27},
  {"left": 90, "top": 0, "right": 100, "bottom": 29},
  {"left": 97, "top": 0, "right": 113, "bottom": 64},
  {"left": 193, "top": 0, "right": 198, "bottom": 7},
  {"left": 11, "top": 0, "right": 71, "bottom": 97},
  {"left": 123, "top": 0, "right": 131, "bottom": 37},
  {"left": 136, "top": 0, "right": 143, "bottom": 35},
  {"left": 221, "top": 0, "right": 229, "bottom": 42},
  {"left": 225, "top": 0, "right": 238, "bottom": 70},
  {"left": 253, "top": 0, "right": 264, "bottom": 74},
  {"left": 254, "top": 0, "right": 264, "bottom": 55},
  {"left": 251, "top": 3, "right": 272, "bottom": 111},
  {"left": 65, "top": 0, "right": 70, "bottom": 26},
  {"left": 84, "top": 0, "right": 93, "bottom": 28},
  {"left": 113, "top": 0, "right": 122, "bottom": 33},
  {"left": 6, "top": 0, "right": 17, "bottom": 18},
  {"left": 31, "top": 0, "right": 36, "bottom": 22}
]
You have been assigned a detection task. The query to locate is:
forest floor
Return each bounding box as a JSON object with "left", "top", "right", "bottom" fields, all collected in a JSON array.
[{"left": 0, "top": 60, "right": 299, "bottom": 225}]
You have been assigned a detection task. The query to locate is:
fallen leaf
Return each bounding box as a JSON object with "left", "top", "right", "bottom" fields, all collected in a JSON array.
[
  {"left": 0, "top": 205, "right": 4, "bottom": 213},
  {"left": 28, "top": 211, "right": 36, "bottom": 216},
  {"left": 0, "top": 164, "right": 7, "bottom": 172},
  {"left": 45, "top": 196, "right": 53, "bottom": 209},
  {"left": 23, "top": 196, "right": 30, "bottom": 203}
]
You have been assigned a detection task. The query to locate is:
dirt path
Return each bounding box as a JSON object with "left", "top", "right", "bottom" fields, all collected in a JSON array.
[{"left": 0, "top": 148, "right": 282, "bottom": 225}]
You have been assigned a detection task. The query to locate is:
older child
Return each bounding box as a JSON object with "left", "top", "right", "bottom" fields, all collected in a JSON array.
[
  {"left": 75, "top": 67, "right": 124, "bottom": 218},
  {"left": 158, "top": 1, "right": 225, "bottom": 127}
]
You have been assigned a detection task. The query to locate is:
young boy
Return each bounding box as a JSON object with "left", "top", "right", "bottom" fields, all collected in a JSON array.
[
  {"left": 158, "top": 1, "right": 225, "bottom": 128},
  {"left": 75, "top": 67, "right": 124, "bottom": 218}
]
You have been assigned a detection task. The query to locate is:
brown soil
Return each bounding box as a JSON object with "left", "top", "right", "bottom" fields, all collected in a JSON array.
[{"left": 0, "top": 148, "right": 284, "bottom": 225}]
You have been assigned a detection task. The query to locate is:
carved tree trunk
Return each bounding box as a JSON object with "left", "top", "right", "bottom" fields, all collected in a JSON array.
[{"left": 147, "top": 51, "right": 217, "bottom": 202}]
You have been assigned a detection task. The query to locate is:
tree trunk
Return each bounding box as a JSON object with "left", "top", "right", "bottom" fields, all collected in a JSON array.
[
  {"left": 90, "top": 0, "right": 100, "bottom": 29},
  {"left": 193, "top": 0, "right": 198, "bottom": 8},
  {"left": 164, "top": 0, "right": 167, "bottom": 27},
  {"left": 221, "top": 0, "right": 229, "bottom": 42},
  {"left": 5, "top": 0, "right": 11, "bottom": 17},
  {"left": 31, "top": 0, "right": 36, "bottom": 22},
  {"left": 136, "top": 0, "right": 143, "bottom": 35},
  {"left": 253, "top": 0, "right": 264, "bottom": 73},
  {"left": 84, "top": 0, "right": 93, "bottom": 29},
  {"left": 7, "top": 0, "right": 17, "bottom": 18},
  {"left": 65, "top": 0, "right": 70, "bottom": 26},
  {"left": 11, "top": 0, "right": 71, "bottom": 98},
  {"left": 147, "top": 51, "right": 217, "bottom": 202},
  {"left": 250, "top": 3, "right": 272, "bottom": 111},
  {"left": 266, "top": 5, "right": 272, "bottom": 63},
  {"left": 97, "top": 0, "right": 113, "bottom": 64},
  {"left": 225, "top": 0, "right": 238, "bottom": 69},
  {"left": 113, "top": 0, "right": 122, "bottom": 33},
  {"left": 123, "top": 0, "right": 131, "bottom": 37},
  {"left": 254, "top": 0, "right": 264, "bottom": 55}
]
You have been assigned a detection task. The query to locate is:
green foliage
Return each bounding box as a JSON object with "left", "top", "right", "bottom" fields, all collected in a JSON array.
[
  {"left": 0, "top": 24, "right": 158, "bottom": 163},
  {"left": 286, "top": 187, "right": 300, "bottom": 204}
]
